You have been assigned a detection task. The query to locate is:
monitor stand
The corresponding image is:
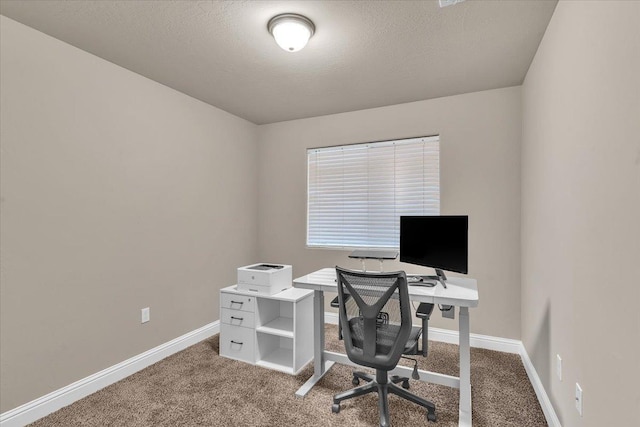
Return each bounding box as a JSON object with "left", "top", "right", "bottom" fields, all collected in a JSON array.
[
  {"left": 348, "top": 249, "right": 399, "bottom": 272},
  {"left": 423, "top": 269, "right": 447, "bottom": 289}
]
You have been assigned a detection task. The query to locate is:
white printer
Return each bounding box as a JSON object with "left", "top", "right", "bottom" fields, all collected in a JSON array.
[{"left": 237, "top": 263, "right": 292, "bottom": 295}]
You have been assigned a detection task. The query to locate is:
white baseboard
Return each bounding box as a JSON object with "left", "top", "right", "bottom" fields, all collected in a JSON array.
[
  {"left": 427, "top": 327, "right": 523, "bottom": 354},
  {"left": 325, "top": 311, "right": 560, "bottom": 426},
  {"left": 324, "top": 311, "right": 339, "bottom": 325},
  {"left": 0, "top": 321, "right": 220, "bottom": 427},
  {"left": 519, "top": 345, "right": 562, "bottom": 427}
]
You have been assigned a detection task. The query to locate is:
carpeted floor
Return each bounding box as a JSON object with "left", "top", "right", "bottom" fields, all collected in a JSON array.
[{"left": 30, "top": 325, "right": 547, "bottom": 426}]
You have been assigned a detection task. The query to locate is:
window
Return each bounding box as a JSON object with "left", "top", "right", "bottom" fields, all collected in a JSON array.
[{"left": 307, "top": 136, "right": 440, "bottom": 248}]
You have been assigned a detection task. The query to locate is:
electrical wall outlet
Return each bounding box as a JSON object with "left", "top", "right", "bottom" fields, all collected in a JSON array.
[
  {"left": 141, "top": 307, "right": 150, "bottom": 323},
  {"left": 556, "top": 354, "right": 562, "bottom": 381},
  {"left": 575, "top": 383, "right": 583, "bottom": 416},
  {"left": 441, "top": 305, "right": 455, "bottom": 319}
]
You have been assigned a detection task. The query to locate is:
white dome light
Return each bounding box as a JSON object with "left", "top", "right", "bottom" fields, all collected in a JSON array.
[{"left": 268, "top": 14, "right": 315, "bottom": 52}]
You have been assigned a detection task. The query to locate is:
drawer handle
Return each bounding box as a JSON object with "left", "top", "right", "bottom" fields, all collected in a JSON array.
[
  {"left": 230, "top": 300, "right": 244, "bottom": 306},
  {"left": 230, "top": 316, "right": 244, "bottom": 321},
  {"left": 230, "top": 340, "right": 243, "bottom": 346}
]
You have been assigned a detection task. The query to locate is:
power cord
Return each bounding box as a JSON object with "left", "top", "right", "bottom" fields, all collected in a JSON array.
[{"left": 400, "top": 356, "right": 420, "bottom": 380}]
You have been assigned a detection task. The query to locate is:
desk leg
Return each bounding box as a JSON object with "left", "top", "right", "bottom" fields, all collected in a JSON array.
[
  {"left": 314, "top": 290, "right": 325, "bottom": 375},
  {"left": 459, "top": 306, "right": 472, "bottom": 426},
  {"left": 295, "top": 289, "right": 335, "bottom": 397}
]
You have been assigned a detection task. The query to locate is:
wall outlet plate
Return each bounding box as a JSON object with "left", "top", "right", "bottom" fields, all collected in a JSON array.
[
  {"left": 441, "top": 305, "right": 455, "bottom": 319},
  {"left": 556, "top": 354, "right": 562, "bottom": 381},
  {"left": 575, "top": 383, "right": 583, "bottom": 416},
  {"left": 141, "top": 307, "right": 150, "bottom": 323}
]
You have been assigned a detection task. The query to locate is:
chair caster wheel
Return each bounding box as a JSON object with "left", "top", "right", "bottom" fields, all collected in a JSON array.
[
  {"left": 427, "top": 411, "right": 437, "bottom": 422},
  {"left": 352, "top": 377, "right": 360, "bottom": 386},
  {"left": 332, "top": 403, "right": 341, "bottom": 414},
  {"left": 402, "top": 380, "right": 410, "bottom": 389}
]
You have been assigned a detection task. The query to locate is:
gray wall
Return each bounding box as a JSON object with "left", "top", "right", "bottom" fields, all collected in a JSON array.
[
  {"left": 0, "top": 16, "right": 259, "bottom": 412},
  {"left": 521, "top": 1, "right": 640, "bottom": 426},
  {"left": 257, "top": 87, "right": 522, "bottom": 338}
]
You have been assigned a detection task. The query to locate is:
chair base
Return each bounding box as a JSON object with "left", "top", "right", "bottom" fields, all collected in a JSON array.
[
  {"left": 352, "top": 371, "right": 410, "bottom": 389},
  {"left": 333, "top": 370, "right": 436, "bottom": 426}
]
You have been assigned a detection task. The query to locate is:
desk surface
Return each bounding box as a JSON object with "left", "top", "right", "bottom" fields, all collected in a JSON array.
[
  {"left": 221, "top": 285, "right": 313, "bottom": 302},
  {"left": 293, "top": 267, "right": 479, "bottom": 308}
]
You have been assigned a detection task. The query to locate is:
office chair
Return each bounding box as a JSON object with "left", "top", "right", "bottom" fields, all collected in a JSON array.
[
  {"left": 330, "top": 294, "right": 434, "bottom": 382},
  {"left": 333, "top": 267, "right": 437, "bottom": 426}
]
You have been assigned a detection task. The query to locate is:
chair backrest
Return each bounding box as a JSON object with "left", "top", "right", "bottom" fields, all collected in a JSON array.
[{"left": 335, "top": 266, "right": 412, "bottom": 371}]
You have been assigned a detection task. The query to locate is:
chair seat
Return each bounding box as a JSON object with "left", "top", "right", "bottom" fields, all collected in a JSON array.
[{"left": 348, "top": 319, "right": 422, "bottom": 355}]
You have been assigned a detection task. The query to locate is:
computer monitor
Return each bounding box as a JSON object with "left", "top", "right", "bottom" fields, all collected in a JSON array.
[{"left": 400, "top": 215, "right": 468, "bottom": 287}]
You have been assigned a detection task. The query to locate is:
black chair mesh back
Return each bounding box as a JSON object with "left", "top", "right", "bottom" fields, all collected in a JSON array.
[{"left": 336, "top": 267, "right": 411, "bottom": 371}]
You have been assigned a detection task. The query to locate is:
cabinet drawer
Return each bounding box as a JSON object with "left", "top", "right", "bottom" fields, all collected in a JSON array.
[
  {"left": 221, "top": 308, "right": 255, "bottom": 328},
  {"left": 219, "top": 324, "right": 255, "bottom": 363},
  {"left": 220, "top": 292, "right": 255, "bottom": 313}
]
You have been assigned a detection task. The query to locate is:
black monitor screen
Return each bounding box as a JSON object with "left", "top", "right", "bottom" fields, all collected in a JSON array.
[{"left": 400, "top": 216, "right": 468, "bottom": 274}]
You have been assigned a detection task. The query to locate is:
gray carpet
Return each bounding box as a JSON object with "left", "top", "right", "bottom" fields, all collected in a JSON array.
[{"left": 30, "top": 325, "right": 547, "bottom": 426}]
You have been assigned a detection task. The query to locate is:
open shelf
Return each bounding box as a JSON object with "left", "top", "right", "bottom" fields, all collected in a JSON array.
[
  {"left": 256, "top": 347, "right": 294, "bottom": 374},
  {"left": 256, "top": 317, "right": 294, "bottom": 338}
]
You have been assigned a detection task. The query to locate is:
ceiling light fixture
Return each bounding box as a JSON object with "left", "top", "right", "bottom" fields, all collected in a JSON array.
[
  {"left": 268, "top": 13, "right": 315, "bottom": 52},
  {"left": 439, "top": 0, "right": 466, "bottom": 7}
]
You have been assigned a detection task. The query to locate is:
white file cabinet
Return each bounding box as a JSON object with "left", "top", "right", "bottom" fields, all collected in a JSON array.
[{"left": 219, "top": 285, "right": 314, "bottom": 374}]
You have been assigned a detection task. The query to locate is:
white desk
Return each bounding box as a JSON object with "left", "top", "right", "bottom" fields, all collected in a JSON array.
[{"left": 292, "top": 268, "right": 479, "bottom": 427}]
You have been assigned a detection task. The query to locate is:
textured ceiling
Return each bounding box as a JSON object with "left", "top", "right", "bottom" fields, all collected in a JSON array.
[{"left": 0, "top": 0, "right": 557, "bottom": 125}]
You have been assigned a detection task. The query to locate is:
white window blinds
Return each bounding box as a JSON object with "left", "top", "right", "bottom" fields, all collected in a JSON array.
[{"left": 307, "top": 136, "right": 440, "bottom": 248}]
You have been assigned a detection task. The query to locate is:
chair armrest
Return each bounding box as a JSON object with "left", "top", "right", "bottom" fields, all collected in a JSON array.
[{"left": 415, "top": 303, "right": 435, "bottom": 319}]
